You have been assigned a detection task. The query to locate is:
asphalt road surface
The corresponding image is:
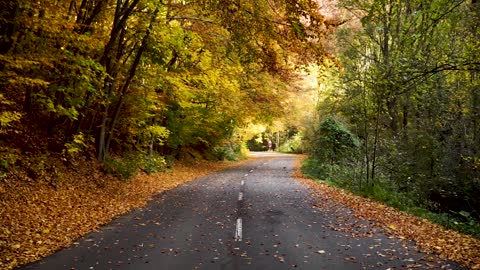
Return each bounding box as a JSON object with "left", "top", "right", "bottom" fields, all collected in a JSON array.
[{"left": 20, "top": 152, "right": 465, "bottom": 270}]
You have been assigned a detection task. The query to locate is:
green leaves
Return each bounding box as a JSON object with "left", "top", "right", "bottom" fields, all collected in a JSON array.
[
  {"left": 0, "top": 0, "right": 335, "bottom": 172},
  {"left": 0, "top": 111, "right": 21, "bottom": 133},
  {"left": 63, "top": 132, "right": 90, "bottom": 158},
  {"left": 310, "top": 116, "right": 360, "bottom": 164},
  {"left": 314, "top": 0, "right": 480, "bottom": 230}
]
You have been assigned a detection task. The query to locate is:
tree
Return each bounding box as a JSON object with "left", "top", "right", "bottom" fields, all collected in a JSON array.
[
  {"left": 0, "top": 0, "right": 336, "bottom": 177},
  {"left": 313, "top": 0, "right": 480, "bottom": 218}
]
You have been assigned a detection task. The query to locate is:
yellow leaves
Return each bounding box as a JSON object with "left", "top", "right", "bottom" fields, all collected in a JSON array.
[
  {"left": 0, "top": 96, "right": 22, "bottom": 133},
  {"left": 0, "top": 159, "right": 248, "bottom": 270},
  {"left": 7, "top": 77, "right": 50, "bottom": 88}
]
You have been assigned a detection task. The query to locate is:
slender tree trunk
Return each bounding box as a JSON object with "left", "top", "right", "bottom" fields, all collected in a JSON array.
[
  {"left": 23, "top": 88, "right": 32, "bottom": 115},
  {"left": 402, "top": 92, "right": 410, "bottom": 141},
  {"left": 96, "top": 0, "right": 141, "bottom": 161},
  {"left": 371, "top": 101, "right": 381, "bottom": 183},
  {"left": 148, "top": 118, "right": 157, "bottom": 158},
  {"left": 363, "top": 110, "right": 369, "bottom": 185},
  {"left": 104, "top": 7, "right": 160, "bottom": 157},
  {"left": 97, "top": 81, "right": 116, "bottom": 161},
  {"left": 75, "top": 0, "right": 107, "bottom": 34},
  {"left": 362, "top": 67, "right": 370, "bottom": 186},
  {"left": 68, "top": 0, "right": 76, "bottom": 17},
  {"left": 104, "top": 94, "right": 124, "bottom": 155},
  {"left": 72, "top": 90, "right": 94, "bottom": 135},
  {"left": 0, "top": 0, "right": 20, "bottom": 54},
  {"left": 76, "top": 0, "right": 88, "bottom": 24}
]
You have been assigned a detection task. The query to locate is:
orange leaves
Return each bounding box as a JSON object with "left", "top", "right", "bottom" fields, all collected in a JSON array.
[
  {"left": 293, "top": 158, "right": 480, "bottom": 269},
  {"left": 0, "top": 159, "right": 246, "bottom": 270}
]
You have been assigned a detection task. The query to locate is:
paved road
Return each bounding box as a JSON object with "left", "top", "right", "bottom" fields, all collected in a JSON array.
[{"left": 20, "top": 153, "right": 465, "bottom": 270}]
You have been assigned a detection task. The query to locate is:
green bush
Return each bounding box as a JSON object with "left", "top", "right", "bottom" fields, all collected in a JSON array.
[
  {"left": 307, "top": 116, "right": 360, "bottom": 164},
  {"left": 301, "top": 157, "right": 480, "bottom": 238},
  {"left": 212, "top": 146, "right": 236, "bottom": 161},
  {"left": 246, "top": 135, "right": 268, "bottom": 151},
  {"left": 301, "top": 158, "right": 328, "bottom": 179},
  {"left": 104, "top": 153, "right": 141, "bottom": 180},
  {"left": 0, "top": 146, "right": 19, "bottom": 172},
  {"left": 301, "top": 157, "right": 361, "bottom": 190},
  {"left": 279, "top": 132, "right": 304, "bottom": 153},
  {"left": 210, "top": 142, "right": 247, "bottom": 161},
  {"left": 104, "top": 151, "right": 170, "bottom": 179},
  {"left": 142, "top": 154, "right": 167, "bottom": 174}
]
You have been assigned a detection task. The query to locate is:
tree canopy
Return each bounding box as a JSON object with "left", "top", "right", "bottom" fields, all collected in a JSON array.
[
  {"left": 0, "top": 0, "right": 334, "bottom": 167},
  {"left": 303, "top": 0, "right": 480, "bottom": 233}
]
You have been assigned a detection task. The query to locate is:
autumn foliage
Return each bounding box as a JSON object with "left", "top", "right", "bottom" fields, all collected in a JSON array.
[
  {"left": 0, "top": 159, "right": 247, "bottom": 270},
  {"left": 294, "top": 158, "right": 480, "bottom": 269}
]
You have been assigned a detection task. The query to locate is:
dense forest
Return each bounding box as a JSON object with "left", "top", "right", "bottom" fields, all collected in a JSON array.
[
  {"left": 301, "top": 0, "right": 480, "bottom": 236},
  {"left": 0, "top": 0, "right": 335, "bottom": 175}
]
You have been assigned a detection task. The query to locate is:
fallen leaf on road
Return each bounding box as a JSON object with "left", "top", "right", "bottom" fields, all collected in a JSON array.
[
  {"left": 293, "top": 156, "right": 480, "bottom": 269},
  {"left": 1, "top": 159, "right": 249, "bottom": 270}
]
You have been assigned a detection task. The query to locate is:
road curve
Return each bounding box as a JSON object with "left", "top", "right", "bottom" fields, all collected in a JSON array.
[{"left": 19, "top": 153, "right": 465, "bottom": 270}]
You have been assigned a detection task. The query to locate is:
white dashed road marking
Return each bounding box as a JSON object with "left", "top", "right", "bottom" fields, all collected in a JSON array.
[
  {"left": 235, "top": 218, "right": 242, "bottom": 242},
  {"left": 238, "top": 192, "right": 243, "bottom": 201}
]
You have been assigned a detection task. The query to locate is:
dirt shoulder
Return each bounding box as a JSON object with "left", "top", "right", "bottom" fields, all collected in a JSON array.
[{"left": 0, "top": 159, "right": 249, "bottom": 270}]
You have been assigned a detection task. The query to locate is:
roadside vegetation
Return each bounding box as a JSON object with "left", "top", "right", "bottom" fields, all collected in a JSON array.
[
  {"left": 0, "top": 0, "right": 334, "bottom": 182},
  {"left": 0, "top": 1, "right": 337, "bottom": 269},
  {"left": 1, "top": 0, "right": 479, "bottom": 268},
  {"left": 287, "top": 0, "right": 480, "bottom": 240}
]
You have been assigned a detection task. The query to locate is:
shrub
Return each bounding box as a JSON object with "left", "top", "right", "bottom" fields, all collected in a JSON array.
[
  {"left": 302, "top": 157, "right": 480, "bottom": 238},
  {"left": 104, "top": 153, "right": 141, "bottom": 180},
  {"left": 211, "top": 142, "right": 247, "bottom": 161},
  {"left": 308, "top": 116, "right": 360, "bottom": 164},
  {"left": 279, "top": 132, "right": 304, "bottom": 153},
  {"left": 62, "top": 132, "right": 91, "bottom": 161},
  {"left": 142, "top": 153, "right": 167, "bottom": 174}
]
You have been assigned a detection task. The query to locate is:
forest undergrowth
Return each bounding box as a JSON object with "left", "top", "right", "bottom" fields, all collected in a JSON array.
[{"left": 296, "top": 157, "right": 480, "bottom": 269}]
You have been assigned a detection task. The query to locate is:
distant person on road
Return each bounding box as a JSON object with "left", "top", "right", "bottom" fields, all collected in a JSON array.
[{"left": 267, "top": 140, "right": 272, "bottom": 151}]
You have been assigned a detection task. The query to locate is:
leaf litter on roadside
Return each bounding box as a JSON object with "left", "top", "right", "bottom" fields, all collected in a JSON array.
[
  {"left": 0, "top": 159, "right": 249, "bottom": 270},
  {"left": 293, "top": 156, "right": 480, "bottom": 269}
]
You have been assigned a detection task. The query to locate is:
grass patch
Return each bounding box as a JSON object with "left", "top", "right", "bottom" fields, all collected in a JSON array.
[{"left": 301, "top": 157, "right": 480, "bottom": 239}]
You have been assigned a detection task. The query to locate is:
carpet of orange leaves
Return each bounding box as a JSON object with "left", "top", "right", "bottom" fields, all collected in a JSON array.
[
  {"left": 0, "top": 159, "right": 247, "bottom": 270},
  {"left": 293, "top": 157, "right": 480, "bottom": 270}
]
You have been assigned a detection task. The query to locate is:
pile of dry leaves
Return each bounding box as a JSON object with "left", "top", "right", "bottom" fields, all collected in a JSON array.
[
  {"left": 293, "top": 158, "right": 480, "bottom": 269},
  {"left": 0, "top": 159, "right": 245, "bottom": 270}
]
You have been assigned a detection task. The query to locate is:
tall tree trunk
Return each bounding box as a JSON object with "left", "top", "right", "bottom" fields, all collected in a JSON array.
[
  {"left": 104, "top": 6, "right": 160, "bottom": 158},
  {"left": 96, "top": 0, "right": 141, "bottom": 161},
  {"left": 71, "top": 89, "right": 94, "bottom": 136},
  {"left": 371, "top": 101, "right": 381, "bottom": 182},
  {"left": 0, "top": 0, "right": 20, "bottom": 54},
  {"left": 75, "top": 0, "right": 107, "bottom": 34},
  {"left": 97, "top": 81, "right": 116, "bottom": 161},
  {"left": 148, "top": 118, "right": 157, "bottom": 158},
  {"left": 402, "top": 92, "right": 410, "bottom": 141},
  {"left": 23, "top": 87, "right": 32, "bottom": 115},
  {"left": 363, "top": 83, "right": 370, "bottom": 186}
]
